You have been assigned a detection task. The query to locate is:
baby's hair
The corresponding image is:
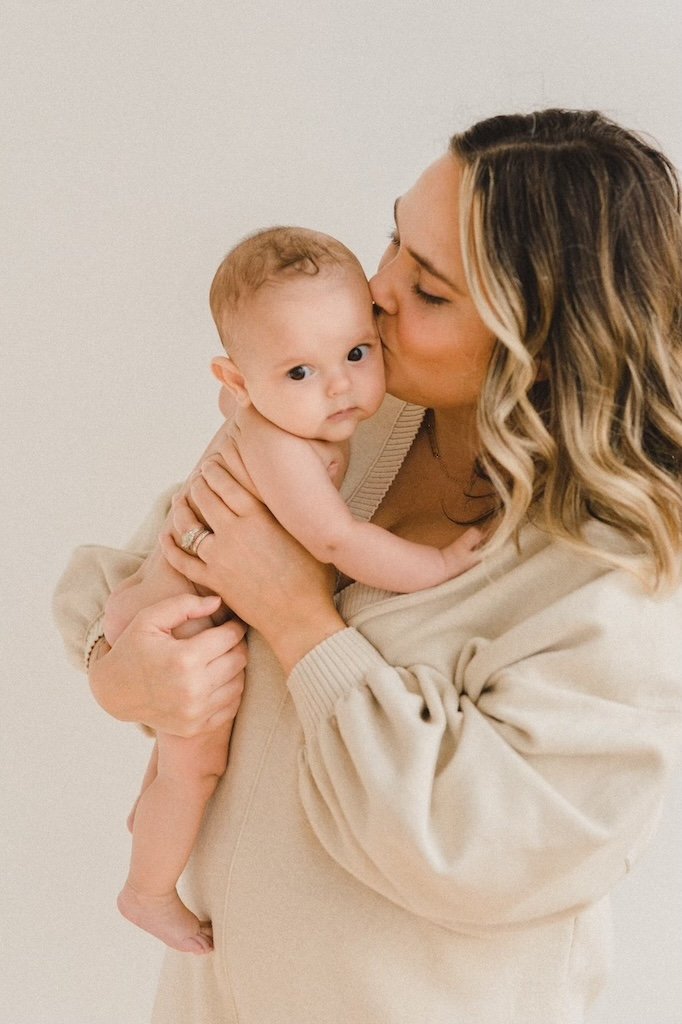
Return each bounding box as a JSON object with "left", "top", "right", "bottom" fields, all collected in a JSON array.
[{"left": 210, "top": 226, "right": 363, "bottom": 347}]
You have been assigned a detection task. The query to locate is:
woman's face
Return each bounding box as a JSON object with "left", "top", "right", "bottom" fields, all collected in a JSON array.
[{"left": 370, "top": 154, "right": 496, "bottom": 412}]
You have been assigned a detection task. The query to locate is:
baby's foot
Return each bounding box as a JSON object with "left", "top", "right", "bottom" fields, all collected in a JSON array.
[{"left": 117, "top": 883, "right": 213, "bottom": 954}]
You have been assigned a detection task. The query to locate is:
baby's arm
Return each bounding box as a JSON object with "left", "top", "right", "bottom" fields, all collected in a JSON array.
[{"left": 233, "top": 408, "right": 481, "bottom": 593}]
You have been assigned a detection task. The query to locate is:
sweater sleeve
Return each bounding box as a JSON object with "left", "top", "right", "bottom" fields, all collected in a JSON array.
[
  {"left": 287, "top": 572, "right": 682, "bottom": 931},
  {"left": 52, "top": 484, "right": 178, "bottom": 671}
]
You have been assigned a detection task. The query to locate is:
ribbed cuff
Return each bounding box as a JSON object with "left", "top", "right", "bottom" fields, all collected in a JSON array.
[{"left": 287, "top": 627, "right": 388, "bottom": 735}]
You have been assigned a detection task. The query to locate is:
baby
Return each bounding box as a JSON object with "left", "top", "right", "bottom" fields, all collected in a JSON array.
[{"left": 108, "top": 227, "right": 481, "bottom": 954}]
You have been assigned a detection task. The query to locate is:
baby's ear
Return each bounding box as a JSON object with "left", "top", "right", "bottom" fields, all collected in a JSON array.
[{"left": 211, "top": 356, "right": 251, "bottom": 407}]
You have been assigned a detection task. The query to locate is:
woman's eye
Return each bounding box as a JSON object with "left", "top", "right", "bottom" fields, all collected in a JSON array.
[
  {"left": 411, "top": 283, "right": 447, "bottom": 307},
  {"left": 388, "top": 229, "right": 400, "bottom": 247},
  {"left": 347, "top": 344, "right": 370, "bottom": 363},
  {"left": 286, "top": 365, "right": 313, "bottom": 381}
]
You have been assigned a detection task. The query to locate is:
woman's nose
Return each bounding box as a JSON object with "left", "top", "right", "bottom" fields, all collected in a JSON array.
[{"left": 369, "top": 262, "right": 397, "bottom": 316}]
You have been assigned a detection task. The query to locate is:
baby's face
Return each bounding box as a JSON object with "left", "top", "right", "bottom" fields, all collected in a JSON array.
[{"left": 232, "top": 269, "right": 386, "bottom": 442}]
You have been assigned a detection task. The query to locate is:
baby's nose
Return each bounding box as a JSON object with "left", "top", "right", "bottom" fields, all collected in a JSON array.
[{"left": 328, "top": 371, "right": 352, "bottom": 395}]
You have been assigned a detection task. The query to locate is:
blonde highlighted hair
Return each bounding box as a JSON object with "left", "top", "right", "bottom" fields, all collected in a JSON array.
[{"left": 450, "top": 109, "right": 682, "bottom": 589}]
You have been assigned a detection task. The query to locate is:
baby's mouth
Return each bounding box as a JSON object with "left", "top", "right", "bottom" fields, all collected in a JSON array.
[{"left": 327, "top": 407, "right": 357, "bottom": 421}]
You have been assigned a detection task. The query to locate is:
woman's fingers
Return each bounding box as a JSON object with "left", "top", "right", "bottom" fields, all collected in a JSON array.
[
  {"left": 189, "top": 474, "right": 238, "bottom": 527},
  {"left": 206, "top": 699, "right": 244, "bottom": 733},
  {"left": 206, "top": 665, "right": 246, "bottom": 713},
  {"left": 199, "top": 458, "right": 263, "bottom": 516},
  {"left": 186, "top": 625, "right": 247, "bottom": 732},
  {"left": 96, "top": 591, "right": 248, "bottom": 737},
  {"left": 135, "top": 592, "right": 222, "bottom": 632},
  {"left": 159, "top": 530, "right": 211, "bottom": 584},
  {"left": 193, "top": 616, "right": 248, "bottom": 666},
  {"left": 167, "top": 461, "right": 267, "bottom": 582},
  {"left": 167, "top": 492, "right": 216, "bottom": 564}
]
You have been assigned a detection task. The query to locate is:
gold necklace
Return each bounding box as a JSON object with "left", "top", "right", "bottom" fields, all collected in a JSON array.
[
  {"left": 424, "top": 409, "right": 499, "bottom": 525},
  {"left": 424, "top": 408, "right": 461, "bottom": 483}
]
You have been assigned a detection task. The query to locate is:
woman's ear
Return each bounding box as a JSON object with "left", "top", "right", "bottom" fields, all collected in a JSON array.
[{"left": 211, "top": 356, "right": 251, "bottom": 407}]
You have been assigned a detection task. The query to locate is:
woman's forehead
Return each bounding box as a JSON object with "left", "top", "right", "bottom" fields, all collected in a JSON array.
[{"left": 398, "top": 154, "right": 466, "bottom": 285}]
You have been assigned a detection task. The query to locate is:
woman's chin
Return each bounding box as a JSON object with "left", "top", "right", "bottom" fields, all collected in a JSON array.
[{"left": 383, "top": 372, "right": 413, "bottom": 404}]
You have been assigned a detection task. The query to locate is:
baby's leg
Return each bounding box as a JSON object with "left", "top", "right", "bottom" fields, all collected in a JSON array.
[
  {"left": 125, "top": 615, "right": 216, "bottom": 833},
  {"left": 117, "top": 723, "right": 232, "bottom": 954},
  {"left": 127, "top": 741, "right": 159, "bottom": 834},
  {"left": 125, "top": 609, "right": 213, "bottom": 833}
]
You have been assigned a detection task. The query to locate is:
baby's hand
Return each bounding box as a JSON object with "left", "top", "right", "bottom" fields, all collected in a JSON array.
[{"left": 440, "top": 527, "right": 486, "bottom": 581}]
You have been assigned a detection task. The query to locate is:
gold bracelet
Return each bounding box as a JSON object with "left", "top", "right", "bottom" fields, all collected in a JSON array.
[{"left": 86, "top": 635, "right": 111, "bottom": 670}]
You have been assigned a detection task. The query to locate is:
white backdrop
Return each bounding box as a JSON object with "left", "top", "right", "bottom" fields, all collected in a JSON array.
[{"left": 2, "top": 2, "right": 681, "bottom": 1022}]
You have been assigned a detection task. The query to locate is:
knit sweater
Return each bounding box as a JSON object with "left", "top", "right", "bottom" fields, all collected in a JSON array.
[{"left": 53, "top": 397, "right": 682, "bottom": 1024}]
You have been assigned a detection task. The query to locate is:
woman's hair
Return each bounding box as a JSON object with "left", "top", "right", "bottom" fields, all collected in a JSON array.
[
  {"left": 450, "top": 109, "right": 682, "bottom": 590},
  {"left": 210, "top": 226, "right": 361, "bottom": 348}
]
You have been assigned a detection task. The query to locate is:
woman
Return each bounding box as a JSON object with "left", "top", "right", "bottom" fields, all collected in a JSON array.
[{"left": 55, "top": 109, "right": 682, "bottom": 1023}]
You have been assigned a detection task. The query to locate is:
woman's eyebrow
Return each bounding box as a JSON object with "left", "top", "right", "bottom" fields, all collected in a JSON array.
[{"left": 393, "top": 197, "right": 459, "bottom": 292}]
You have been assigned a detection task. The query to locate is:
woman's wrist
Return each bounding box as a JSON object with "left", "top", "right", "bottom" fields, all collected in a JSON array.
[
  {"left": 265, "top": 608, "right": 346, "bottom": 677},
  {"left": 88, "top": 641, "right": 137, "bottom": 722}
]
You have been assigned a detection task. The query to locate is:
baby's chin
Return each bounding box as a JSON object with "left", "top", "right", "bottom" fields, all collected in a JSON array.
[{"left": 317, "top": 415, "right": 365, "bottom": 443}]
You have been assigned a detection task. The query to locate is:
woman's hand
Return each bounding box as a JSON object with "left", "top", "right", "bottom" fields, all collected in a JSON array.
[
  {"left": 160, "top": 458, "right": 346, "bottom": 675},
  {"left": 90, "top": 592, "right": 248, "bottom": 736},
  {"left": 103, "top": 544, "right": 222, "bottom": 646}
]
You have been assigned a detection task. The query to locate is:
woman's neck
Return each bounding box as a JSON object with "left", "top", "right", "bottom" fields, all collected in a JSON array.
[
  {"left": 427, "top": 406, "right": 480, "bottom": 489},
  {"left": 371, "top": 405, "right": 495, "bottom": 546}
]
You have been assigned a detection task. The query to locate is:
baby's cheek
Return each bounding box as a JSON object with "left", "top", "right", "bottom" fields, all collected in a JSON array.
[{"left": 218, "top": 386, "right": 236, "bottom": 419}]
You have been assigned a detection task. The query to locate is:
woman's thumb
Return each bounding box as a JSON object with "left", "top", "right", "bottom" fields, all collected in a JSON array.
[{"left": 140, "top": 593, "right": 222, "bottom": 632}]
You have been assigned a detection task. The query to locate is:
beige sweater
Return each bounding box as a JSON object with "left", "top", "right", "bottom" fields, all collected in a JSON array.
[{"left": 54, "top": 398, "right": 682, "bottom": 1024}]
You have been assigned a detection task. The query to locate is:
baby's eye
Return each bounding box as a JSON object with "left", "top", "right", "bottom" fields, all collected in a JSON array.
[
  {"left": 286, "top": 365, "right": 313, "bottom": 381},
  {"left": 347, "top": 344, "right": 370, "bottom": 362},
  {"left": 387, "top": 229, "right": 400, "bottom": 247}
]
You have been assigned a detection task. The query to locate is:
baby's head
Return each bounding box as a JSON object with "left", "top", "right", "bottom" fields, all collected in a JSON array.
[{"left": 210, "top": 227, "right": 385, "bottom": 441}]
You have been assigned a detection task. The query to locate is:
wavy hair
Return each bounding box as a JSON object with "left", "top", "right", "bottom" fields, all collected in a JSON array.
[{"left": 450, "top": 109, "right": 682, "bottom": 590}]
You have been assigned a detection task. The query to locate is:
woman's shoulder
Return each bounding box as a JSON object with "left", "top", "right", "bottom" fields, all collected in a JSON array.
[
  {"left": 493, "top": 518, "right": 681, "bottom": 601},
  {"left": 481, "top": 522, "right": 682, "bottom": 671}
]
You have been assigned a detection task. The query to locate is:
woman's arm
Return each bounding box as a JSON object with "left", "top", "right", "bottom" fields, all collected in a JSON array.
[
  {"left": 162, "top": 460, "right": 682, "bottom": 930},
  {"left": 161, "top": 461, "right": 346, "bottom": 672},
  {"left": 52, "top": 482, "right": 178, "bottom": 672},
  {"left": 53, "top": 401, "right": 238, "bottom": 673},
  {"left": 52, "top": 408, "right": 247, "bottom": 735},
  {"left": 285, "top": 611, "right": 682, "bottom": 930}
]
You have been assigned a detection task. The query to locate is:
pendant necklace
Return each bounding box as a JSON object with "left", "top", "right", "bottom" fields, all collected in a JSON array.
[
  {"left": 424, "top": 409, "right": 497, "bottom": 525},
  {"left": 424, "top": 408, "right": 460, "bottom": 483}
]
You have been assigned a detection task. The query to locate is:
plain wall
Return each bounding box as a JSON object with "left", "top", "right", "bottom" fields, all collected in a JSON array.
[{"left": 2, "top": 2, "right": 681, "bottom": 1021}]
